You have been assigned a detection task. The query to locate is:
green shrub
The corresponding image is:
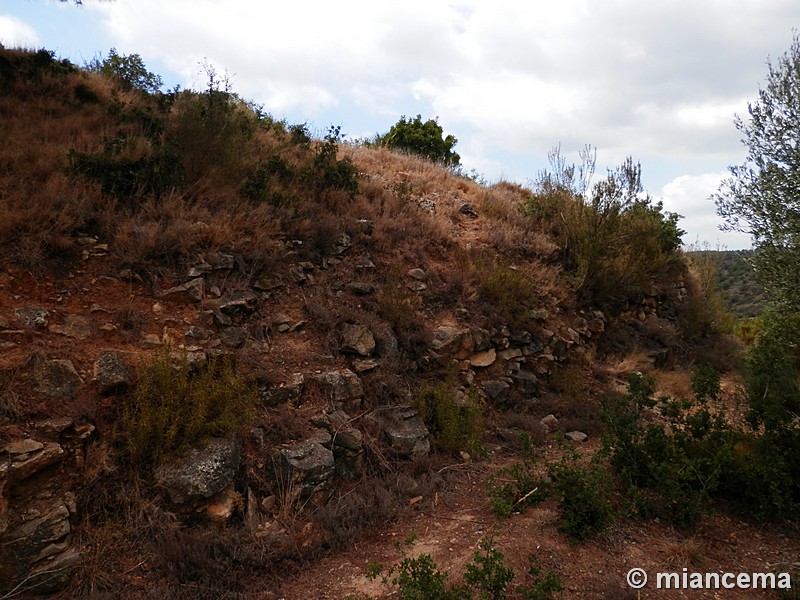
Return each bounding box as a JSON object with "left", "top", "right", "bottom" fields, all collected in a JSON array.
[
  {"left": 463, "top": 539, "right": 515, "bottom": 600},
  {"left": 599, "top": 370, "right": 754, "bottom": 528},
  {"left": 413, "top": 375, "right": 483, "bottom": 454},
  {"left": 120, "top": 348, "right": 257, "bottom": 464},
  {"left": 308, "top": 125, "right": 359, "bottom": 199},
  {"left": 548, "top": 455, "right": 615, "bottom": 542},
  {"left": 375, "top": 114, "right": 461, "bottom": 168},
  {"left": 487, "top": 460, "right": 547, "bottom": 520},
  {"left": 380, "top": 554, "right": 463, "bottom": 600},
  {"left": 519, "top": 557, "right": 564, "bottom": 600},
  {"left": 523, "top": 147, "right": 684, "bottom": 309},
  {"left": 85, "top": 48, "right": 164, "bottom": 94}
]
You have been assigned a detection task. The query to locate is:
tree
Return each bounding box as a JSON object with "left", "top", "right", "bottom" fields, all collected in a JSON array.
[
  {"left": 714, "top": 34, "right": 800, "bottom": 310},
  {"left": 86, "top": 48, "right": 163, "bottom": 94},
  {"left": 377, "top": 114, "right": 461, "bottom": 168}
]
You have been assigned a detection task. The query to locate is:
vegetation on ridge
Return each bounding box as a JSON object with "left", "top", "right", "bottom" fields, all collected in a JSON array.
[{"left": 0, "top": 43, "right": 798, "bottom": 598}]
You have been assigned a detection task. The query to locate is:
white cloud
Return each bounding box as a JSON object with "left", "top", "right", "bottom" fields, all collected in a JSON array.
[
  {"left": 660, "top": 172, "right": 752, "bottom": 249},
  {"left": 0, "top": 15, "right": 40, "bottom": 49},
  {"left": 69, "top": 0, "right": 800, "bottom": 207}
]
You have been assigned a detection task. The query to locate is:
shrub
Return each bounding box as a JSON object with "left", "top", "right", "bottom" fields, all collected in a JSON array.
[
  {"left": 548, "top": 454, "right": 615, "bottom": 542},
  {"left": 308, "top": 125, "right": 360, "bottom": 199},
  {"left": 120, "top": 348, "right": 257, "bottom": 464},
  {"left": 519, "top": 557, "right": 564, "bottom": 600},
  {"left": 413, "top": 374, "right": 483, "bottom": 454},
  {"left": 85, "top": 48, "right": 164, "bottom": 94},
  {"left": 487, "top": 459, "right": 547, "bottom": 520},
  {"left": 375, "top": 114, "right": 461, "bottom": 168},
  {"left": 463, "top": 539, "right": 515, "bottom": 600},
  {"left": 599, "top": 370, "right": 757, "bottom": 528},
  {"left": 523, "top": 147, "right": 684, "bottom": 309}
]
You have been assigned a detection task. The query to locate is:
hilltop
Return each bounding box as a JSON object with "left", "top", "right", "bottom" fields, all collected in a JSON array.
[{"left": 0, "top": 48, "right": 797, "bottom": 599}]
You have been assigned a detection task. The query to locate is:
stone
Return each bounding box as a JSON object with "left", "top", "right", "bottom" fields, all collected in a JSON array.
[
  {"left": 352, "top": 358, "right": 380, "bottom": 373},
  {"left": 484, "top": 380, "right": 511, "bottom": 401},
  {"left": 498, "top": 348, "right": 523, "bottom": 361},
  {"left": 510, "top": 370, "right": 538, "bottom": 393},
  {"left": 220, "top": 326, "right": 248, "bottom": 348},
  {"left": 431, "top": 325, "right": 470, "bottom": 358},
  {"left": 218, "top": 290, "right": 258, "bottom": 318},
  {"left": 328, "top": 233, "right": 352, "bottom": 256},
  {"left": 346, "top": 282, "right": 376, "bottom": 296},
  {"left": 459, "top": 203, "right": 478, "bottom": 218},
  {"left": 15, "top": 307, "right": 49, "bottom": 329},
  {"left": 469, "top": 348, "right": 496, "bottom": 368},
  {"left": 407, "top": 268, "right": 428, "bottom": 281},
  {"left": 154, "top": 437, "right": 243, "bottom": 506},
  {"left": 92, "top": 350, "right": 131, "bottom": 395},
  {"left": 530, "top": 309, "right": 549, "bottom": 321},
  {"left": 309, "top": 370, "right": 364, "bottom": 413},
  {"left": 510, "top": 330, "right": 533, "bottom": 345},
  {"left": 3, "top": 439, "right": 44, "bottom": 454},
  {"left": 26, "top": 547, "right": 81, "bottom": 594},
  {"left": 540, "top": 414, "right": 558, "bottom": 430},
  {"left": 271, "top": 439, "right": 335, "bottom": 503},
  {"left": 368, "top": 407, "right": 430, "bottom": 459},
  {"left": 372, "top": 321, "right": 399, "bottom": 359},
  {"left": 49, "top": 315, "right": 93, "bottom": 340},
  {"left": 354, "top": 257, "right": 376, "bottom": 270},
  {"left": 338, "top": 322, "right": 375, "bottom": 357},
  {"left": 160, "top": 277, "right": 204, "bottom": 303},
  {"left": 470, "top": 327, "right": 492, "bottom": 352},
  {"left": 208, "top": 252, "right": 235, "bottom": 270},
  {"left": 565, "top": 431, "right": 588, "bottom": 442},
  {"left": 206, "top": 487, "right": 240, "bottom": 523},
  {"left": 33, "top": 360, "right": 82, "bottom": 399},
  {"left": 262, "top": 373, "right": 305, "bottom": 407},
  {"left": 0, "top": 500, "right": 75, "bottom": 594}
]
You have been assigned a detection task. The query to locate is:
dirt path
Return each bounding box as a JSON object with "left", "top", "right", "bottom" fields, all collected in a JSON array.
[{"left": 278, "top": 441, "right": 799, "bottom": 600}]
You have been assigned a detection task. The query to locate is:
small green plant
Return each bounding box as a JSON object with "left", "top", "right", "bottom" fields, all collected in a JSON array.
[
  {"left": 487, "top": 460, "right": 547, "bottom": 520},
  {"left": 518, "top": 556, "right": 564, "bottom": 600},
  {"left": 463, "top": 539, "right": 515, "bottom": 600},
  {"left": 375, "top": 554, "right": 460, "bottom": 600},
  {"left": 120, "top": 348, "right": 257, "bottom": 464}
]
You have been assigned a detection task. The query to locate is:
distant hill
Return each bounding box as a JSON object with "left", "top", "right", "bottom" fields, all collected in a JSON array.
[{"left": 688, "top": 250, "right": 766, "bottom": 317}]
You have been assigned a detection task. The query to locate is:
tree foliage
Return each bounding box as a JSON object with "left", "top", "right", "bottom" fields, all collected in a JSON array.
[
  {"left": 715, "top": 34, "right": 800, "bottom": 310},
  {"left": 377, "top": 114, "right": 461, "bottom": 168},
  {"left": 86, "top": 48, "right": 164, "bottom": 94}
]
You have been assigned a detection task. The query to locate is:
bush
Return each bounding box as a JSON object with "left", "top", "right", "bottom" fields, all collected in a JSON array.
[
  {"left": 463, "top": 539, "right": 515, "bottom": 600},
  {"left": 120, "top": 348, "right": 257, "bottom": 464},
  {"left": 85, "top": 48, "right": 164, "bottom": 94},
  {"left": 523, "top": 147, "right": 684, "bottom": 309},
  {"left": 548, "top": 454, "right": 615, "bottom": 542},
  {"left": 412, "top": 374, "right": 483, "bottom": 454},
  {"left": 375, "top": 114, "right": 461, "bottom": 168},
  {"left": 487, "top": 459, "right": 547, "bottom": 520}
]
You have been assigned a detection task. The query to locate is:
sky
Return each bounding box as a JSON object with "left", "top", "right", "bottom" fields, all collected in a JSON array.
[{"left": 4, "top": 1, "right": 800, "bottom": 250}]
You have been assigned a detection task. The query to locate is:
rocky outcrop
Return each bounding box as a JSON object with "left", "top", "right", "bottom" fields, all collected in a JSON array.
[
  {"left": 154, "top": 437, "right": 243, "bottom": 506},
  {"left": 270, "top": 432, "right": 335, "bottom": 505},
  {"left": 366, "top": 407, "right": 430, "bottom": 459},
  {"left": 0, "top": 420, "right": 94, "bottom": 597}
]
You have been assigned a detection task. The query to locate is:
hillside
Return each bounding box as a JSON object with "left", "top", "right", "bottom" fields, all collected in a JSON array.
[
  {"left": 0, "top": 48, "right": 797, "bottom": 599},
  {"left": 687, "top": 250, "right": 766, "bottom": 318}
]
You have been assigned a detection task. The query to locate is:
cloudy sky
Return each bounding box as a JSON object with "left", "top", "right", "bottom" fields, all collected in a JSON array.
[{"left": 4, "top": 1, "right": 800, "bottom": 249}]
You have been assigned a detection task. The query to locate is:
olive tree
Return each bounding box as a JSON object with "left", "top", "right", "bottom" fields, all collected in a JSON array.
[{"left": 714, "top": 35, "right": 800, "bottom": 310}]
